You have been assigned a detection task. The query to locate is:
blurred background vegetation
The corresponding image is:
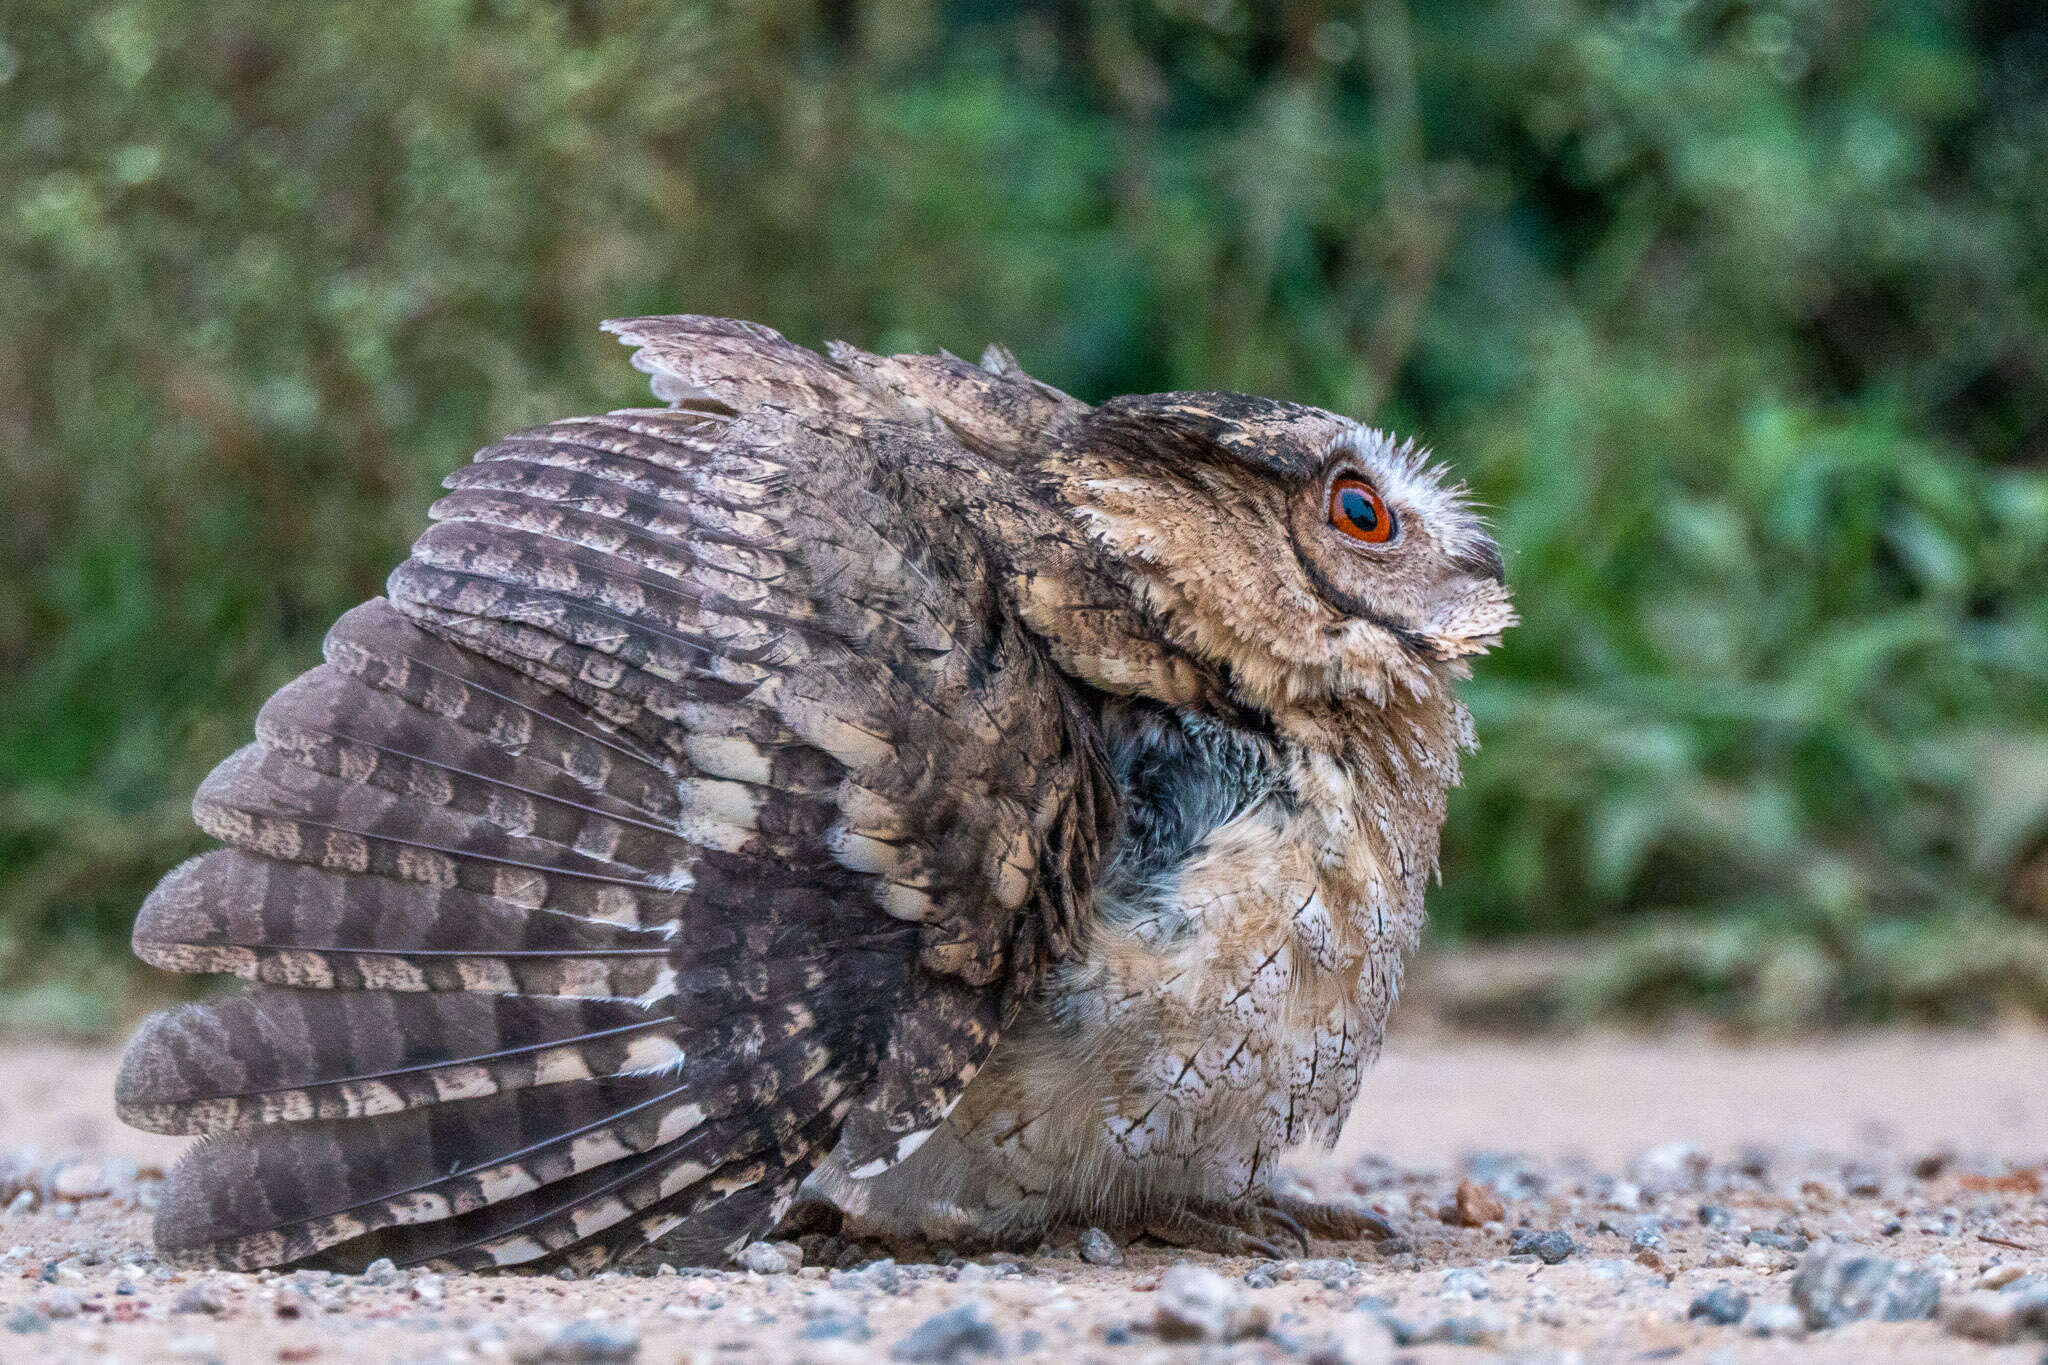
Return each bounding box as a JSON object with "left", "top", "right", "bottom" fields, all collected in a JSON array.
[{"left": 4, "top": 0, "right": 2047, "bottom": 1036}]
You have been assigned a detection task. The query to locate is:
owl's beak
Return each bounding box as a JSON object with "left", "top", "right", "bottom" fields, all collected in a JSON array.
[{"left": 1449, "top": 539, "right": 1506, "bottom": 585}]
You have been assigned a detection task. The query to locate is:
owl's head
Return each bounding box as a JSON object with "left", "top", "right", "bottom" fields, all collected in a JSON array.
[{"left": 1049, "top": 393, "right": 1514, "bottom": 714}]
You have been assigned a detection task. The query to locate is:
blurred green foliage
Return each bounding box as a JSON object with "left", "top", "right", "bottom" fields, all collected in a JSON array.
[{"left": 3, "top": 0, "right": 2047, "bottom": 1030}]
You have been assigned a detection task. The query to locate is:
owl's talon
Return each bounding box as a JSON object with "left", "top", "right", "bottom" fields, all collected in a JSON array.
[
  {"left": 1141, "top": 1208, "right": 1294, "bottom": 1261},
  {"left": 1269, "top": 1192, "right": 1400, "bottom": 1244},
  {"left": 1251, "top": 1201, "right": 1312, "bottom": 1256}
]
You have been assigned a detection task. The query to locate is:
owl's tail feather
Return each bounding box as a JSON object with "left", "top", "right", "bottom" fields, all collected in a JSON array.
[{"left": 118, "top": 597, "right": 886, "bottom": 1271}]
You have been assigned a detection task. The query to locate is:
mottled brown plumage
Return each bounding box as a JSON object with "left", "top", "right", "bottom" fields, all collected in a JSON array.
[{"left": 118, "top": 315, "right": 1512, "bottom": 1271}]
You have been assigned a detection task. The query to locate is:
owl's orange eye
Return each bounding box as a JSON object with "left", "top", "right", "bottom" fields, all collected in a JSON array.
[{"left": 1328, "top": 476, "right": 1395, "bottom": 543}]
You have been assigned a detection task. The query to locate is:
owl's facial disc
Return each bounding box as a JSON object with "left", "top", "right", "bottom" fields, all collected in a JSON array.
[
  {"left": 1284, "top": 428, "right": 1514, "bottom": 668},
  {"left": 1051, "top": 393, "right": 1514, "bottom": 712}
]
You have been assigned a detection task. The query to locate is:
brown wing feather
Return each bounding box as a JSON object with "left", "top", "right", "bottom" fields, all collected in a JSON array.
[{"left": 119, "top": 321, "right": 1117, "bottom": 1271}]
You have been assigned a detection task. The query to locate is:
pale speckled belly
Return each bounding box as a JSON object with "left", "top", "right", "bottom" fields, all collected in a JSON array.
[{"left": 811, "top": 704, "right": 1430, "bottom": 1242}]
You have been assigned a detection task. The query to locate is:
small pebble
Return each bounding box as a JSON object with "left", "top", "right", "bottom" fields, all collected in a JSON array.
[
  {"left": 1155, "top": 1264, "right": 1266, "bottom": 1342},
  {"left": 36, "top": 1288, "right": 82, "bottom": 1320},
  {"left": 1302, "top": 1316, "right": 1396, "bottom": 1365},
  {"left": 1941, "top": 1289, "right": 2048, "bottom": 1344},
  {"left": 513, "top": 1318, "right": 641, "bottom": 1363},
  {"left": 50, "top": 1162, "right": 111, "bottom": 1201},
  {"left": 1745, "top": 1302, "right": 1806, "bottom": 1338},
  {"left": 1979, "top": 1263, "right": 2027, "bottom": 1290},
  {"left": 1296, "top": 1257, "right": 1362, "bottom": 1289},
  {"left": 890, "top": 1298, "right": 1000, "bottom": 1361},
  {"left": 5, "top": 1307, "right": 49, "bottom": 1334},
  {"left": 1631, "top": 1141, "right": 1708, "bottom": 1195},
  {"left": 1687, "top": 1285, "right": 1750, "bottom": 1325},
  {"left": 359, "top": 1257, "right": 406, "bottom": 1287},
  {"left": 1077, "top": 1227, "right": 1123, "bottom": 1266},
  {"left": 1790, "top": 1245, "right": 1942, "bottom": 1329},
  {"left": 738, "top": 1241, "right": 792, "bottom": 1275},
  {"left": 1439, "top": 1266, "right": 1489, "bottom": 1299},
  {"left": 1381, "top": 1310, "right": 1505, "bottom": 1347},
  {"left": 1450, "top": 1178, "right": 1505, "bottom": 1227},
  {"left": 801, "top": 1310, "right": 872, "bottom": 1342},
  {"left": 175, "top": 1283, "right": 227, "bottom": 1315},
  {"left": 1507, "top": 1228, "right": 1576, "bottom": 1264}
]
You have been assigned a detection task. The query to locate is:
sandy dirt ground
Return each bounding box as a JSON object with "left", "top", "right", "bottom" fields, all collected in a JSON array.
[{"left": 2, "top": 1025, "right": 2045, "bottom": 1364}]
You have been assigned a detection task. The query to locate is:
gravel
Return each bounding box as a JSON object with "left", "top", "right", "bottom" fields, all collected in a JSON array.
[
  {"left": 512, "top": 1318, "right": 642, "bottom": 1363},
  {"left": 889, "top": 1298, "right": 1001, "bottom": 1361},
  {"left": 2, "top": 1030, "right": 2044, "bottom": 1363},
  {"left": 5, "top": 1306, "right": 49, "bottom": 1334},
  {"left": 1746, "top": 1301, "right": 1808, "bottom": 1338},
  {"left": 1449, "top": 1178, "right": 1504, "bottom": 1226},
  {"left": 1789, "top": 1245, "right": 1943, "bottom": 1329},
  {"left": 1154, "top": 1263, "right": 1267, "bottom": 1342},
  {"left": 1941, "top": 1288, "right": 2048, "bottom": 1344},
  {"left": 1507, "top": 1228, "right": 1577, "bottom": 1264},
  {"left": 1076, "top": 1227, "right": 1123, "bottom": 1266},
  {"left": 1687, "top": 1284, "right": 1750, "bottom": 1325},
  {"left": 737, "top": 1241, "right": 792, "bottom": 1275},
  {"left": 360, "top": 1256, "right": 406, "bottom": 1287}
]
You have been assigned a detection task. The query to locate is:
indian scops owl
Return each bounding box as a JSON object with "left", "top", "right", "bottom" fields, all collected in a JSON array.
[{"left": 116, "top": 316, "right": 1514, "bottom": 1270}]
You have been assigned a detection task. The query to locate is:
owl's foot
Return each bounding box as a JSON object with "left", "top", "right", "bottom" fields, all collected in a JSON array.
[
  {"left": 1141, "top": 1198, "right": 1312, "bottom": 1259},
  {"left": 1140, "top": 1192, "right": 1401, "bottom": 1259},
  {"left": 1266, "top": 1190, "right": 1400, "bottom": 1244}
]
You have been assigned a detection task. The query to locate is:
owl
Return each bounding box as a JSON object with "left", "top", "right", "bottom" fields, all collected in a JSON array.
[{"left": 116, "top": 316, "right": 1513, "bottom": 1271}]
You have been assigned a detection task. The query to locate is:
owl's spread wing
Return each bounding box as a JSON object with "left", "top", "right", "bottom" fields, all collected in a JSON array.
[{"left": 116, "top": 318, "right": 1116, "bottom": 1272}]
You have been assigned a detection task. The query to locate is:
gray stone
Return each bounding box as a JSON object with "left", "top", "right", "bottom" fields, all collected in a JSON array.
[
  {"left": 1941, "top": 1289, "right": 2048, "bottom": 1344},
  {"left": 50, "top": 1162, "right": 110, "bottom": 1201},
  {"left": 1744, "top": 1230, "right": 1809, "bottom": 1252},
  {"left": 1296, "top": 1257, "right": 1362, "bottom": 1289},
  {"left": 1507, "top": 1228, "right": 1577, "bottom": 1264},
  {"left": 513, "top": 1319, "right": 641, "bottom": 1363},
  {"left": 800, "top": 1311, "right": 872, "bottom": 1342},
  {"left": 1687, "top": 1285, "right": 1750, "bottom": 1325},
  {"left": 737, "top": 1241, "right": 792, "bottom": 1275},
  {"left": 1790, "top": 1245, "right": 1943, "bottom": 1329},
  {"left": 174, "top": 1283, "right": 226, "bottom": 1315},
  {"left": 1744, "top": 1302, "right": 1806, "bottom": 1338},
  {"left": 1076, "top": 1226, "right": 1123, "bottom": 1266},
  {"left": 1303, "top": 1315, "right": 1397, "bottom": 1365},
  {"left": 854, "top": 1258, "right": 901, "bottom": 1294},
  {"left": 36, "top": 1289, "right": 82, "bottom": 1320},
  {"left": 360, "top": 1256, "right": 406, "bottom": 1287},
  {"left": 5, "top": 1307, "right": 48, "bottom": 1334},
  {"left": 1439, "top": 1267, "right": 1490, "bottom": 1299},
  {"left": 890, "top": 1298, "right": 1000, "bottom": 1361},
  {"left": 1630, "top": 1141, "right": 1709, "bottom": 1194},
  {"left": 1381, "top": 1310, "right": 1505, "bottom": 1347},
  {"left": 1155, "top": 1264, "right": 1265, "bottom": 1342}
]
